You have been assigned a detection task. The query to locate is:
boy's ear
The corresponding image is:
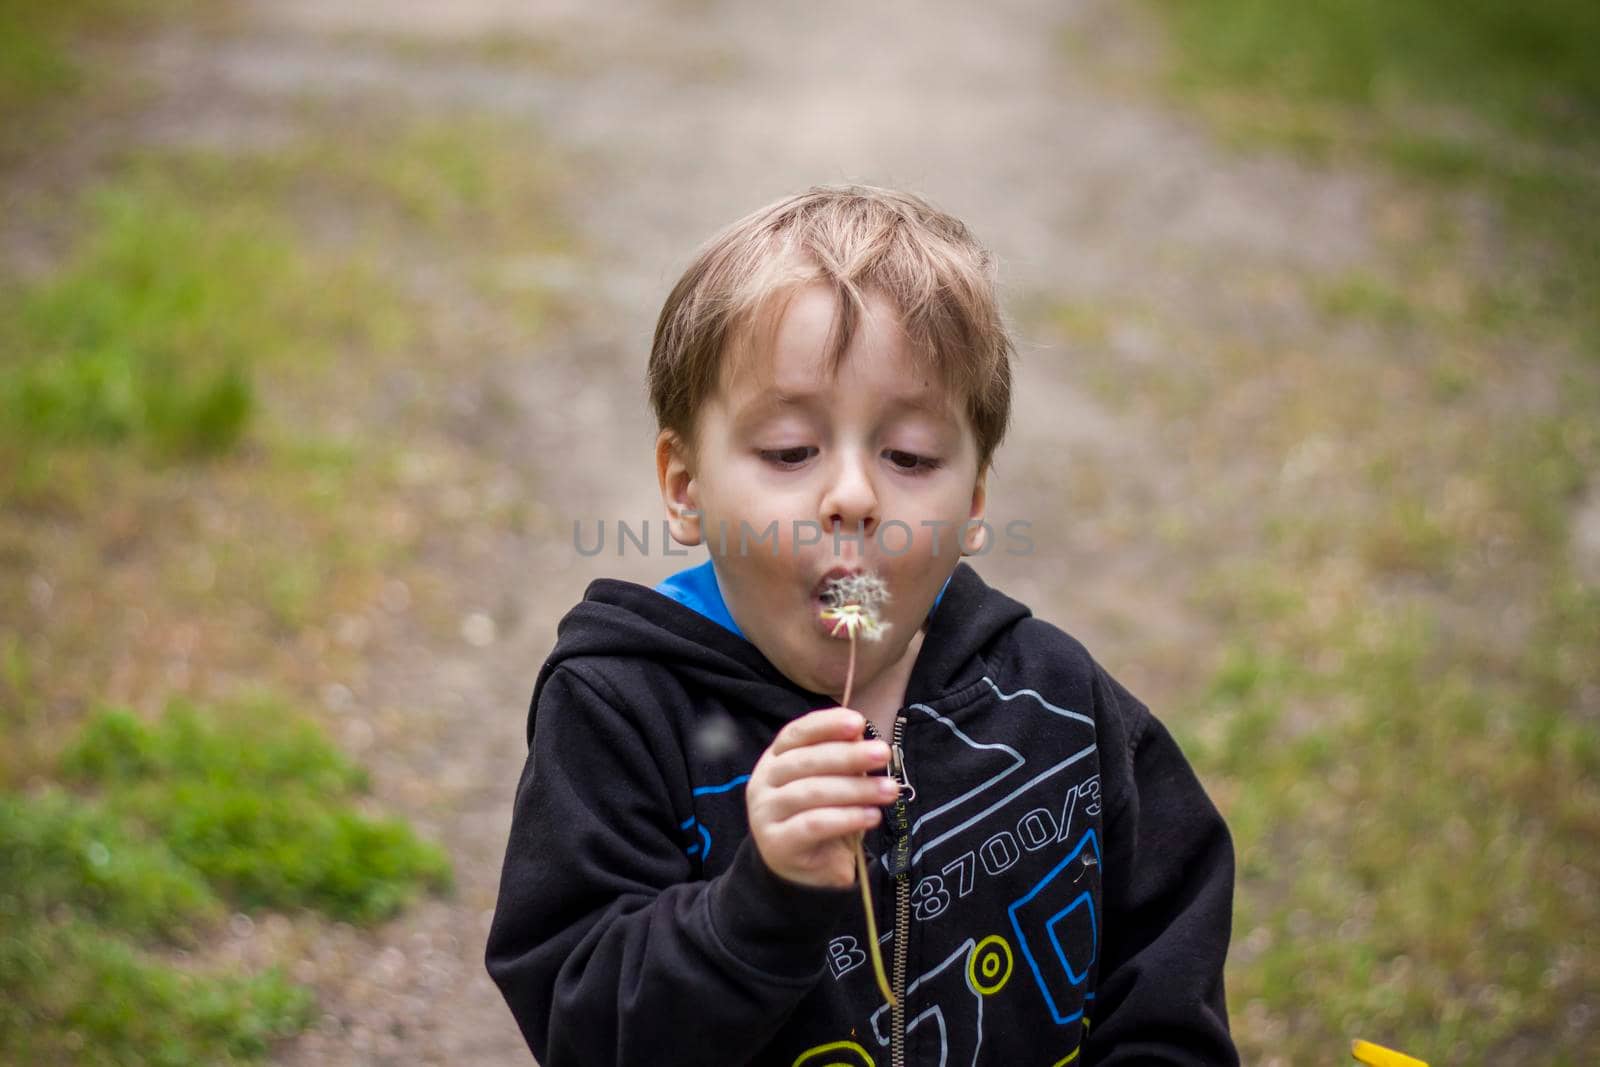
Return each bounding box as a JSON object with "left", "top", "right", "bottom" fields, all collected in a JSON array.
[
  {"left": 655, "top": 429, "right": 704, "bottom": 547},
  {"left": 962, "top": 468, "right": 989, "bottom": 556}
]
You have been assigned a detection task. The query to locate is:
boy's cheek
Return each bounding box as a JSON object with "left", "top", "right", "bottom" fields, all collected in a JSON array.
[
  {"left": 882, "top": 520, "right": 962, "bottom": 562},
  {"left": 698, "top": 518, "right": 809, "bottom": 559}
]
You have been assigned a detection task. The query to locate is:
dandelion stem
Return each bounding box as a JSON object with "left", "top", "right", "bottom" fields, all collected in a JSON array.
[
  {"left": 842, "top": 637, "right": 858, "bottom": 710},
  {"left": 839, "top": 621, "right": 895, "bottom": 1008},
  {"left": 819, "top": 571, "right": 897, "bottom": 1008},
  {"left": 857, "top": 847, "right": 895, "bottom": 1007}
]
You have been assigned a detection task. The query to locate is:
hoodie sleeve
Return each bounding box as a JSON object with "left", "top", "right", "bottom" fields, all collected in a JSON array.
[
  {"left": 485, "top": 664, "right": 858, "bottom": 1065},
  {"left": 1083, "top": 665, "right": 1239, "bottom": 1066}
]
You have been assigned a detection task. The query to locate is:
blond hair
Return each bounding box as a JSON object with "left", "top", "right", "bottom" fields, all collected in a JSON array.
[{"left": 648, "top": 184, "right": 1014, "bottom": 472}]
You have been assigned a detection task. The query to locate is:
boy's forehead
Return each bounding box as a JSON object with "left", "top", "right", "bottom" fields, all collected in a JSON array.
[
  {"left": 719, "top": 288, "right": 837, "bottom": 387},
  {"left": 718, "top": 340, "right": 835, "bottom": 404},
  {"left": 717, "top": 288, "right": 956, "bottom": 418},
  {"left": 717, "top": 344, "right": 958, "bottom": 427}
]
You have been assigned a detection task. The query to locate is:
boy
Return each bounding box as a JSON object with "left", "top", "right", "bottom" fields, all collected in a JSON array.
[{"left": 487, "top": 186, "right": 1238, "bottom": 1065}]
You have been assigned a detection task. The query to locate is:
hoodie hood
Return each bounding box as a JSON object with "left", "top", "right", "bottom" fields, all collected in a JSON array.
[
  {"left": 527, "top": 561, "right": 1031, "bottom": 744},
  {"left": 653, "top": 558, "right": 748, "bottom": 639}
]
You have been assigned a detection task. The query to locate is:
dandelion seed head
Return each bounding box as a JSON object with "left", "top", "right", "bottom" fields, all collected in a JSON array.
[
  {"left": 819, "top": 572, "right": 892, "bottom": 642},
  {"left": 820, "top": 572, "right": 890, "bottom": 612}
]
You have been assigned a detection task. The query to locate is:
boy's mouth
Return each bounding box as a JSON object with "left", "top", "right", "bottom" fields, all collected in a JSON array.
[{"left": 812, "top": 566, "right": 867, "bottom": 604}]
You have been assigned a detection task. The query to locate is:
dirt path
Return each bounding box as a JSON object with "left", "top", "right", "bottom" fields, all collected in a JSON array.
[{"left": 105, "top": 2, "right": 1395, "bottom": 1062}]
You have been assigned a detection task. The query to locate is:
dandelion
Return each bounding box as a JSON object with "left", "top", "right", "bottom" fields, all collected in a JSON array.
[
  {"left": 819, "top": 572, "right": 892, "bottom": 709},
  {"left": 818, "top": 570, "right": 897, "bottom": 1008}
]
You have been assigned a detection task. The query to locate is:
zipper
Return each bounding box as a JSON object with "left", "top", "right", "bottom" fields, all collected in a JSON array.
[
  {"left": 865, "top": 715, "right": 912, "bottom": 1066},
  {"left": 889, "top": 713, "right": 910, "bottom": 1067}
]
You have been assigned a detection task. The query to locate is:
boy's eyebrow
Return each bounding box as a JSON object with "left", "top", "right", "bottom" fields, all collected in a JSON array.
[
  {"left": 740, "top": 390, "right": 812, "bottom": 416},
  {"left": 735, "top": 389, "right": 955, "bottom": 423}
]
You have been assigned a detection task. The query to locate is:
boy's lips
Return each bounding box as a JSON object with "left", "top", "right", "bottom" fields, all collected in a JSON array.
[{"left": 812, "top": 566, "right": 867, "bottom": 600}]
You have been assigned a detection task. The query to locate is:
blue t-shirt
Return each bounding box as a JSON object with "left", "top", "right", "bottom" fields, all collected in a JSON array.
[{"left": 654, "top": 559, "right": 952, "bottom": 639}]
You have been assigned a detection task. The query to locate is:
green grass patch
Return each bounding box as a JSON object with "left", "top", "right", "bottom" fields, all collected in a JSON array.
[
  {"left": 139, "top": 115, "right": 577, "bottom": 250},
  {"left": 1170, "top": 381, "right": 1600, "bottom": 1058},
  {"left": 0, "top": 0, "right": 206, "bottom": 167},
  {"left": 2, "top": 15, "right": 560, "bottom": 1063},
  {"left": 62, "top": 700, "right": 368, "bottom": 795},
  {"left": 1141, "top": 0, "right": 1600, "bottom": 352},
  {"left": 1355, "top": 493, "right": 1459, "bottom": 580},
  {"left": 1149, "top": 0, "right": 1600, "bottom": 138},
  {"left": 1, "top": 114, "right": 571, "bottom": 500},
  {"left": 1, "top": 696, "right": 453, "bottom": 1063},
  {"left": 0, "top": 0, "right": 88, "bottom": 107},
  {"left": 0, "top": 0, "right": 138, "bottom": 113},
  {"left": 1, "top": 789, "right": 221, "bottom": 943},
  {"left": 0, "top": 168, "right": 401, "bottom": 475},
  {"left": 1197, "top": 589, "right": 1600, "bottom": 1060},
  {"left": 1066, "top": 5, "right": 1600, "bottom": 1056},
  {"left": 1313, "top": 271, "right": 1417, "bottom": 329},
  {"left": 0, "top": 787, "right": 308, "bottom": 1062},
  {"left": 61, "top": 697, "right": 453, "bottom": 922},
  {"left": 0, "top": 917, "right": 314, "bottom": 1067},
  {"left": 352, "top": 119, "right": 565, "bottom": 232}
]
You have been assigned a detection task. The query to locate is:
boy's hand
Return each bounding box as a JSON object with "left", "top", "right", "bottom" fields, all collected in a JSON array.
[{"left": 746, "top": 708, "right": 898, "bottom": 890}]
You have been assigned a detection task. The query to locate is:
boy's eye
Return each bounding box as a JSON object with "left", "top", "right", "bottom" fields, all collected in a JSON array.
[
  {"left": 759, "top": 447, "right": 817, "bottom": 468},
  {"left": 758, "top": 447, "right": 942, "bottom": 473},
  {"left": 885, "top": 450, "right": 941, "bottom": 473}
]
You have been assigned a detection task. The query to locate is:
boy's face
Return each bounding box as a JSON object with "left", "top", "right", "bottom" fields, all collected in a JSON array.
[{"left": 656, "top": 282, "right": 988, "bottom": 701}]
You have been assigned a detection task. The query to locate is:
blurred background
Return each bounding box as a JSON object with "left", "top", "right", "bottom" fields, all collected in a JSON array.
[{"left": 2, "top": 1, "right": 1596, "bottom": 1063}]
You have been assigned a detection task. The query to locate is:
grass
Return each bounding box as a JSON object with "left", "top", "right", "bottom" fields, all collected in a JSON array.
[
  {"left": 1145, "top": 326, "right": 1600, "bottom": 1059},
  {"left": 1, "top": 789, "right": 222, "bottom": 943},
  {"left": 0, "top": 166, "right": 408, "bottom": 479},
  {"left": 1184, "top": 579, "right": 1600, "bottom": 1059},
  {"left": 60, "top": 698, "right": 453, "bottom": 922},
  {"left": 1, "top": 919, "right": 313, "bottom": 1067},
  {"left": 0, "top": 0, "right": 144, "bottom": 113},
  {"left": 2, "top": 18, "right": 571, "bottom": 1064},
  {"left": 1, "top": 107, "right": 572, "bottom": 490},
  {"left": 0, "top": 0, "right": 209, "bottom": 166},
  {"left": 1051, "top": 4, "right": 1600, "bottom": 1058},
  {"left": 2, "top": 695, "right": 453, "bottom": 1063},
  {"left": 1150, "top": 0, "right": 1600, "bottom": 135},
  {"left": 1144, "top": 0, "right": 1600, "bottom": 353},
  {"left": 0, "top": 113, "right": 570, "bottom": 759}
]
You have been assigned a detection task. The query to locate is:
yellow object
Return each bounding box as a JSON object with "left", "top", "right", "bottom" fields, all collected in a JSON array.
[
  {"left": 791, "top": 1039, "right": 875, "bottom": 1067},
  {"left": 854, "top": 848, "right": 895, "bottom": 1008},
  {"left": 1351, "top": 1039, "right": 1429, "bottom": 1066},
  {"left": 966, "top": 935, "right": 1014, "bottom": 995}
]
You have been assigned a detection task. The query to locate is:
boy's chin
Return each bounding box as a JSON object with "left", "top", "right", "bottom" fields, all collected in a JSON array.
[
  {"left": 811, "top": 631, "right": 905, "bottom": 694},
  {"left": 770, "top": 638, "right": 863, "bottom": 701},
  {"left": 797, "top": 654, "right": 853, "bottom": 700}
]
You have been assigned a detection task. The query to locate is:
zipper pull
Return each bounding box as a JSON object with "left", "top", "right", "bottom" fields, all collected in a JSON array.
[{"left": 889, "top": 742, "right": 916, "bottom": 803}]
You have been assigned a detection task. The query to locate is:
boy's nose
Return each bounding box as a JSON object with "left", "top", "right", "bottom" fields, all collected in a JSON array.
[{"left": 820, "top": 451, "right": 879, "bottom": 539}]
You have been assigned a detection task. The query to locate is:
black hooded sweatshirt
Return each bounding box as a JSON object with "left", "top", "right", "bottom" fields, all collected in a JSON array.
[{"left": 486, "top": 562, "right": 1238, "bottom": 1066}]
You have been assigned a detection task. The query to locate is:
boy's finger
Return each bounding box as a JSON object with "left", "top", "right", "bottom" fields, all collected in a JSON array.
[
  {"left": 769, "top": 707, "right": 864, "bottom": 756},
  {"left": 771, "top": 804, "right": 883, "bottom": 845},
  {"left": 767, "top": 739, "right": 890, "bottom": 787},
  {"left": 764, "top": 775, "right": 900, "bottom": 822}
]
